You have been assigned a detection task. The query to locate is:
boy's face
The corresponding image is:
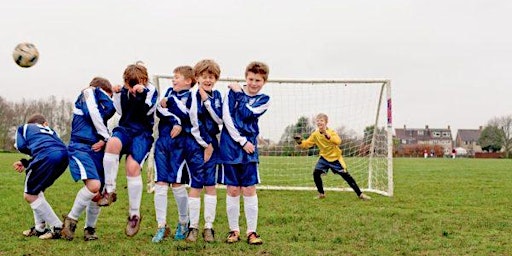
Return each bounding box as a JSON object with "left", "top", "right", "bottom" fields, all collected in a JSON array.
[
  {"left": 316, "top": 117, "right": 328, "bottom": 130},
  {"left": 245, "top": 72, "right": 266, "bottom": 96},
  {"left": 172, "top": 72, "right": 192, "bottom": 92},
  {"left": 197, "top": 72, "right": 217, "bottom": 92}
]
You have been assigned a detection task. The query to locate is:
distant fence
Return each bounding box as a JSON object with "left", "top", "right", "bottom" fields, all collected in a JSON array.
[{"left": 474, "top": 152, "right": 505, "bottom": 158}]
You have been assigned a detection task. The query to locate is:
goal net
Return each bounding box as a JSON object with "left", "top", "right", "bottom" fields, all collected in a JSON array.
[{"left": 148, "top": 76, "right": 393, "bottom": 197}]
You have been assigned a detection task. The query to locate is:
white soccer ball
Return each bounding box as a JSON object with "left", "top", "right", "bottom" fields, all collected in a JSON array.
[{"left": 12, "top": 42, "right": 39, "bottom": 68}]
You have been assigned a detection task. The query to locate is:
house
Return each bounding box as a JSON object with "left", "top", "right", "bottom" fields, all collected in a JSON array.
[
  {"left": 455, "top": 127, "right": 482, "bottom": 155},
  {"left": 395, "top": 125, "right": 453, "bottom": 155}
]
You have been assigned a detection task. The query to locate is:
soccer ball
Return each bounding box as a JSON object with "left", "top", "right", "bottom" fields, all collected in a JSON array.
[{"left": 12, "top": 42, "right": 39, "bottom": 68}]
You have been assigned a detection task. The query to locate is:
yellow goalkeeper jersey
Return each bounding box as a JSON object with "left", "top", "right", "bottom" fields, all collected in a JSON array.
[{"left": 298, "top": 128, "right": 347, "bottom": 169}]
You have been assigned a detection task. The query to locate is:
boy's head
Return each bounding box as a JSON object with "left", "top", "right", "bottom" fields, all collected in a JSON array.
[
  {"left": 244, "top": 61, "right": 269, "bottom": 96},
  {"left": 89, "top": 77, "right": 113, "bottom": 96},
  {"left": 172, "top": 66, "right": 196, "bottom": 91},
  {"left": 194, "top": 59, "right": 220, "bottom": 92},
  {"left": 123, "top": 64, "right": 149, "bottom": 88},
  {"left": 27, "top": 114, "right": 47, "bottom": 125},
  {"left": 315, "top": 113, "right": 329, "bottom": 129}
]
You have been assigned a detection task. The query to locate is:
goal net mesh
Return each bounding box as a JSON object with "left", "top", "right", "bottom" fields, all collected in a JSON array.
[{"left": 149, "top": 76, "right": 393, "bottom": 196}]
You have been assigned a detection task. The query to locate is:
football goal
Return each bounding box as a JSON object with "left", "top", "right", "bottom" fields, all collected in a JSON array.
[{"left": 148, "top": 76, "right": 393, "bottom": 197}]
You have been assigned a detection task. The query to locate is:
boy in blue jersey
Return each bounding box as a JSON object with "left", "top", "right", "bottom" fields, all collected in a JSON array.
[
  {"left": 61, "top": 77, "right": 116, "bottom": 241},
  {"left": 186, "top": 59, "right": 223, "bottom": 243},
  {"left": 13, "top": 114, "right": 69, "bottom": 240},
  {"left": 293, "top": 113, "right": 371, "bottom": 200},
  {"left": 151, "top": 66, "right": 195, "bottom": 243},
  {"left": 219, "top": 61, "right": 270, "bottom": 245},
  {"left": 98, "top": 64, "right": 159, "bottom": 237}
]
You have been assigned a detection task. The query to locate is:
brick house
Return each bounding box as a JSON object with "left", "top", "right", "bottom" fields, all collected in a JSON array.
[
  {"left": 395, "top": 125, "right": 453, "bottom": 155},
  {"left": 455, "top": 127, "right": 482, "bottom": 156}
]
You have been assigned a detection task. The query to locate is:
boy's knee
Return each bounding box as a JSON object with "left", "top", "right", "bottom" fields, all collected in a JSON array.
[{"left": 313, "top": 169, "right": 324, "bottom": 177}]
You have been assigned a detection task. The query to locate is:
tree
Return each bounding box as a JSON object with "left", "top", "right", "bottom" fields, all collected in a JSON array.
[
  {"left": 480, "top": 115, "right": 512, "bottom": 158},
  {"left": 477, "top": 115, "right": 512, "bottom": 155}
]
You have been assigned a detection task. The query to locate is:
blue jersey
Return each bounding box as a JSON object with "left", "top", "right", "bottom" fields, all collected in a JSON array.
[
  {"left": 70, "top": 87, "right": 116, "bottom": 144},
  {"left": 190, "top": 88, "right": 223, "bottom": 149},
  {"left": 164, "top": 88, "right": 193, "bottom": 134},
  {"left": 156, "top": 87, "right": 181, "bottom": 136},
  {"left": 113, "top": 83, "right": 158, "bottom": 134},
  {"left": 15, "top": 123, "right": 67, "bottom": 156},
  {"left": 219, "top": 88, "right": 270, "bottom": 164}
]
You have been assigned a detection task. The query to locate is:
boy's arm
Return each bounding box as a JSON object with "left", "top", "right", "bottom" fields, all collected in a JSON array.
[
  {"left": 84, "top": 88, "right": 110, "bottom": 141},
  {"left": 14, "top": 125, "right": 31, "bottom": 155},
  {"left": 325, "top": 129, "right": 342, "bottom": 145},
  {"left": 222, "top": 89, "right": 248, "bottom": 147},
  {"left": 190, "top": 90, "right": 212, "bottom": 148},
  {"left": 133, "top": 83, "right": 159, "bottom": 116},
  {"left": 297, "top": 133, "right": 317, "bottom": 149},
  {"left": 203, "top": 91, "right": 223, "bottom": 125}
]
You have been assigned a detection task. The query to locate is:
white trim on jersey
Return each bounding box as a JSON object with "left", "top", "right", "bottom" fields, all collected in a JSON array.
[
  {"left": 22, "top": 124, "right": 28, "bottom": 139},
  {"left": 222, "top": 90, "right": 247, "bottom": 147},
  {"left": 204, "top": 98, "right": 223, "bottom": 125},
  {"left": 84, "top": 88, "right": 110, "bottom": 140},
  {"left": 145, "top": 83, "right": 158, "bottom": 116},
  {"left": 113, "top": 92, "right": 122, "bottom": 116},
  {"left": 190, "top": 88, "right": 209, "bottom": 148},
  {"left": 245, "top": 100, "right": 270, "bottom": 115}
]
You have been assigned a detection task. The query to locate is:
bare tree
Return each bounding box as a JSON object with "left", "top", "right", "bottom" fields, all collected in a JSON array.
[{"left": 481, "top": 115, "right": 512, "bottom": 157}]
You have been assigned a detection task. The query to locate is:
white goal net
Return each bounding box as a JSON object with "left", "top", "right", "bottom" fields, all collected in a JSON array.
[{"left": 148, "top": 76, "right": 393, "bottom": 197}]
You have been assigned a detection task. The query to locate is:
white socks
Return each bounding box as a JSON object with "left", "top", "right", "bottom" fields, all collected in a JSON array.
[
  {"left": 85, "top": 201, "right": 100, "bottom": 228},
  {"left": 244, "top": 195, "right": 258, "bottom": 234},
  {"left": 204, "top": 194, "right": 217, "bottom": 229},
  {"left": 30, "top": 196, "right": 62, "bottom": 229},
  {"left": 188, "top": 197, "right": 200, "bottom": 229},
  {"left": 68, "top": 187, "right": 96, "bottom": 220},
  {"left": 226, "top": 195, "right": 240, "bottom": 232},
  {"left": 172, "top": 186, "right": 189, "bottom": 225},
  {"left": 127, "top": 175, "right": 143, "bottom": 217},
  {"left": 154, "top": 184, "right": 169, "bottom": 227},
  {"left": 103, "top": 153, "right": 119, "bottom": 193}
]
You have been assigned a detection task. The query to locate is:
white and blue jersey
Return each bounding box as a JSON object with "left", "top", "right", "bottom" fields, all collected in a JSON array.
[
  {"left": 218, "top": 88, "right": 270, "bottom": 187},
  {"left": 112, "top": 83, "right": 158, "bottom": 164},
  {"left": 164, "top": 88, "right": 205, "bottom": 188},
  {"left": 219, "top": 88, "right": 270, "bottom": 164},
  {"left": 15, "top": 123, "right": 68, "bottom": 195},
  {"left": 153, "top": 87, "right": 189, "bottom": 184},
  {"left": 190, "top": 87, "right": 223, "bottom": 186},
  {"left": 68, "top": 87, "right": 116, "bottom": 182}
]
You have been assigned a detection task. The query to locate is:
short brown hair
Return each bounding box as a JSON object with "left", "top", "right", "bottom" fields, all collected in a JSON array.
[
  {"left": 245, "top": 61, "right": 269, "bottom": 82},
  {"left": 316, "top": 113, "right": 329, "bottom": 122},
  {"left": 89, "top": 77, "right": 113, "bottom": 95},
  {"left": 123, "top": 64, "right": 148, "bottom": 87},
  {"left": 173, "top": 66, "right": 196, "bottom": 86},
  {"left": 27, "top": 114, "right": 46, "bottom": 125},
  {"left": 193, "top": 59, "right": 221, "bottom": 80}
]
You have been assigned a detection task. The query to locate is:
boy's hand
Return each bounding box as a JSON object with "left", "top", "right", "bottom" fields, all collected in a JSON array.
[
  {"left": 91, "top": 140, "right": 106, "bottom": 152},
  {"left": 13, "top": 161, "right": 25, "bottom": 173},
  {"left": 243, "top": 141, "right": 255, "bottom": 154},
  {"left": 170, "top": 125, "right": 182, "bottom": 138},
  {"left": 160, "top": 98, "right": 168, "bottom": 108},
  {"left": 204, "top": 144, "right": 213, "bottom": 162},
  {"left": 319, "top": 128, "right": 330, "bottom": 139},
  {"left": 293, "top": 135, "right": 302, "bottom": 144},
  {"left": 228, "top": 83, "right": 242, "bottom": 92},
  {"left": 131, "top": 84, "right": 145, "bottom": 94},
  {"left": 113, "top": 85, "right": 122, "bottom": 93},
  {"left": 199, "top": 87, "right": 208, "bottom": 102}
]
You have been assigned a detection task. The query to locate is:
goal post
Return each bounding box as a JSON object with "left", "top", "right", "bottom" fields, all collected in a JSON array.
[{"left": 148, "top": 75, "right": 393, "bottom": 197}]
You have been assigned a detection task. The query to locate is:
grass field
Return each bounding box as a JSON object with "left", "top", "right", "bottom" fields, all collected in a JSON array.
[{"left": 0, "top": 153, "right": 511, "bottom": 255}]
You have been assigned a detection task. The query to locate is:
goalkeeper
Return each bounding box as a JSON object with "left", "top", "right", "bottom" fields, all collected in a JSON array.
[{"left": 294, "top": 113, "right": 371, "bottom": 200}]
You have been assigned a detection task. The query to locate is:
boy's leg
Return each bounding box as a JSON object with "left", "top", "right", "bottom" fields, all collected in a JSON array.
[
  {"left": 101, "top": 136, "right": 122, "bottom": 206},
  {"left": 226, "top": 186, "right": 241, "bottom": 243},
  {"left": 28, "top": 193, "right": 63, "bottom": 239},
  {"left": 203, "top": 188, "right": 217, "bottom": 230},
  {"left": 172, "top": 184, "right": 189, "bottom": 240},
  {"left": 152, "top": 182, "right": 169, "bottom": 243},
  {"left": 125, "top": 155, "right": 143, "bottom": 237},
  {"left": 84, "top": 200, "right": 101, "bottom": 240},
  {"left": 338, "top": 171, "right": 370, "bottom": 200},
  {"left": 313, "top": 169, "right": 325, "bottom": 197},
  {"left": 62, "top": 184, "right": 97, "bottom": 240},
  {"left": 186, "top": 187, "right": 201, "bottom": 242}
]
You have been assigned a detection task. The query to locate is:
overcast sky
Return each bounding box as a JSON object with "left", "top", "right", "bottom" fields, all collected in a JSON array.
[{"left": 1, "top": 0, "right": 511, "bottom": 135}]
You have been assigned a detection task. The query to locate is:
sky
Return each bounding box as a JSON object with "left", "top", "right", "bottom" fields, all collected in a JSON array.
[{"left": 1, "top": 0, "right": 512, "bottom": 137}]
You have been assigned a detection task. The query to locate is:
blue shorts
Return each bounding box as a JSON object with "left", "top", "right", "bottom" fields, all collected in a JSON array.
[
  {"left": 154, "top": 134, "right": 189, "bottom": 184},
  {"left": 112, "top": 126, "right": 153, "bottom": 165},
  {"left": 68, "top": 142, "right": 105, "bottom": 183},
  {"left": 25, "top": 149, "right": 69, "bottom": 195},
  {"left": 218, "top": 162, "right": 260, "bottom": 187},
  {"left": 315, "top": 157, "right": 346, "bottom": 174},
  {"left": 185, "top": 135, "right": 206, "bottom": 189}
]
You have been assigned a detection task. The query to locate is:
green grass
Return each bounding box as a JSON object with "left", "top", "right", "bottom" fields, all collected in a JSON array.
[{"left": 1, "top": 153, "right": 511, "bottom": 255}]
